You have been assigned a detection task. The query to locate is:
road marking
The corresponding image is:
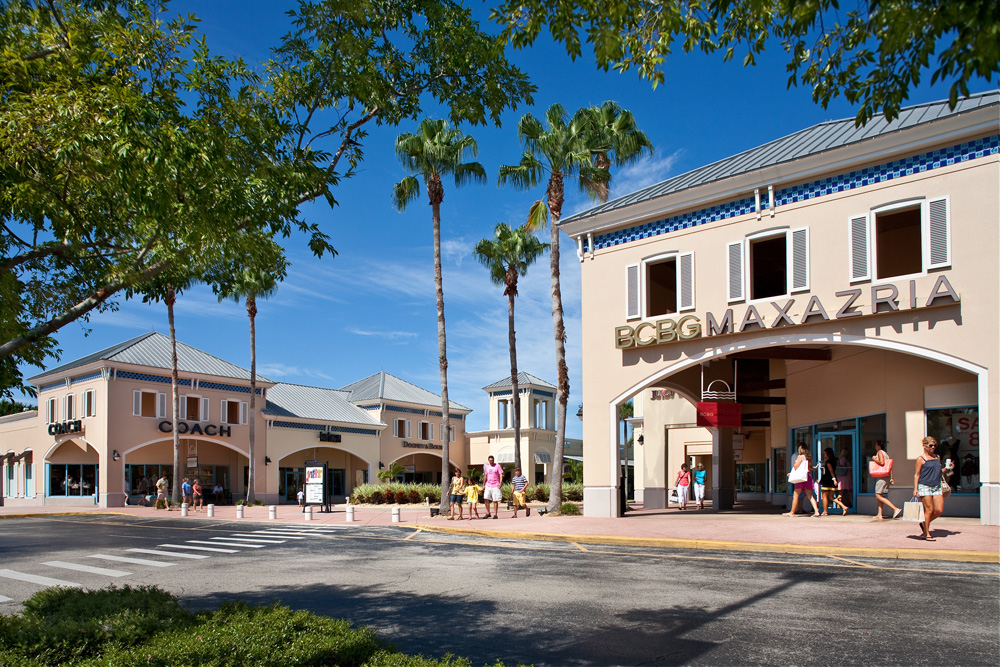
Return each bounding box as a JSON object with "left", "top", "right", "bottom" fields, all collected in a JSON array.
[
  {"left": 0, "top": 595, "right": 12, "bottom": 602},
  {"left": 43, "top": 561, "right": 131, "bottom": 577},
  {"left": 250, "top": 531, "right": 307, "bottom": 538},
  {"left": 159, "top": 544, "right": 237, "bottom": 553},
  {"left": 231, "top": 533, "right": 300, "bottom": 540},
  {"left": 0, "top": 568, "right": 82, "bottom": 588},
  {"left": 572, "top": 542, "right": 589, "bottom": 552},
  {"left": 188, "top": 540, "right": 263, "bottom": 548},
  {"left": 404, "top": 529, "right": 422, "bottom": 540},
  {"left": 128, "top": 548, "right": 209, "bottom": 559},
  {"left": 828, "top": 555, "right": 877, "bottom": 568},
  {"left": 89, "top": 554, "right": 175, "bottom": 568},
  {"left": 211, "top": 537, "right": 285, "bottom": 544}
]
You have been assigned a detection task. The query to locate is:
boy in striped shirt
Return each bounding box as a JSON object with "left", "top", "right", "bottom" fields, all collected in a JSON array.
[{"left": 511, "top": 468, "right": 530, "bottom": 517}]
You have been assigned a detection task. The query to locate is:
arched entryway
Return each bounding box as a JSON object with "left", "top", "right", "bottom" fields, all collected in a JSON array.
[
  {"left": 277, "top": 447, "right": 371, "bottom": 503},
  {"left": 121, "top": 436, "right": 247, "bottom": 504},
  {"left": 44, "top": 438, "right": 100, "bottom": 504}
]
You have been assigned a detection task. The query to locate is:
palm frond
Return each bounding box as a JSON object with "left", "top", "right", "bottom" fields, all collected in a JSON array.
[{"left": 391, "top": 176, "right": 421, "bottom": 211}]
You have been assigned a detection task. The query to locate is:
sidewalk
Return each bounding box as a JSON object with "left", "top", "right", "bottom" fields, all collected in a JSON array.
[{"left": 2, "top": 502, "right": 997, "bottom": 563}]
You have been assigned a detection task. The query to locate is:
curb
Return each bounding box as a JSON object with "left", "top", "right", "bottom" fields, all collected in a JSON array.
[{"left": 416, "top": 525, "right": 1000, "bottom": 564}]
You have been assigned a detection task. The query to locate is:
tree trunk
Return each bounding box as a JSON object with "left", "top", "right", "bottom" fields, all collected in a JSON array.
[
  {"left": 167, "top": 285, "right": 182, "bottom": 506},
  {"left": 508, "top": 276, "right": 521, "bottom": 473},
  {"left": 247, "top": 295, "right": 257, "bottom": 504},
  {"left": 547, "top": 173, "right": 568, "bottom": 513},
  {"left": 430, "top": 179, "right": 451, "bottom": 515}
]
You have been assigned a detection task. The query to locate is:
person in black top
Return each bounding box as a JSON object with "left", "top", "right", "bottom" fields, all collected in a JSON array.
[
  {"left": 913, "top": 436, "right": 945, "bottom": 540},
  {"left": 820, "top": 448, "right": 849, "bottom": 515}
]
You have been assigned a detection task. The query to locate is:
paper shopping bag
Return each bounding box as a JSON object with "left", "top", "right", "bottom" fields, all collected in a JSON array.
[{"left": 902, "top": 496, "right": 925, "bottom": 522}]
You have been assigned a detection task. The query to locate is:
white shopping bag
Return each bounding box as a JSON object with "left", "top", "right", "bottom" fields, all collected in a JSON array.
[{"left": 902, "top": 496, "right": 925, "bottom": 522}]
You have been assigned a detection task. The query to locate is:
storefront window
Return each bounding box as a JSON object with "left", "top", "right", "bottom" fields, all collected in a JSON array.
[
  {"left": 859, "top": 413, "right": 887, "bottom": 494},
  {"left": 927, "top": 407, "right": 979, "bottom": 495},
  {"left": 773, "top": 448, "right": 788, "bottom": 494},
  {"left": 48, "top": 463, "right": 98, "bottom": 496},
  {"left": 126, "top": 464, "right": 173, "bottom": 495},
  {"left": 735, "top": 463, "right": 765, "bottom": 492}
]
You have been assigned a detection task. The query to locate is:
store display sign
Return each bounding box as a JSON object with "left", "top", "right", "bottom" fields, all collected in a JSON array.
[
  {"left": 305, "top": 465, "right": 325, "bottom": 503},
  {"left": 696, "top": 402, "right": 742, "bottom": 428}
]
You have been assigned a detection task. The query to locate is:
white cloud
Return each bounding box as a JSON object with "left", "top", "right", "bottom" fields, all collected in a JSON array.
[
  {"left": 611, "top": 151, "right": 682, "bottom": 198},
  {"left": 257, "top": 362, "right": 334, "bottom": 382},
  {"left": 347, "top": 327, "right": 419, "bottom": 341}
]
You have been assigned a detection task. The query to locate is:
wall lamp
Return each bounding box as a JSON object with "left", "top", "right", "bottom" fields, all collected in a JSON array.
[
  {"left": 112, "top": 450, "right": 120, "bottom": 461},
  {"left": 264, "top": 456, "right": 272, "bottom": 465},
  {"left": 637, "top": 435, "right": 644, "bottom": 446},
  {"left": 378, "top": 461, "right": 385, "bottom": 469}
]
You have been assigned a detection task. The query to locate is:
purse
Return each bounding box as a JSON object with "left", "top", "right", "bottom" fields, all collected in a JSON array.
[
  {"left": 787, "top": 461, "right": 809, "bottom": 484},
  {"left": 902, "top": 496, "right": 925, "bottom": 522},
  {"left": 940, "top": 475, "right": 952, "bottom": 498},
  {"left": 868, "top": 456, "right": 893, "bottom": 478}
]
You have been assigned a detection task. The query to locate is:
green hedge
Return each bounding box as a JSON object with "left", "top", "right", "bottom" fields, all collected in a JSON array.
[
  {"left": 350, "top": 483, "right": 441, "bottom": 505},
  {"left": 0, "top": 586, "right": 506, "bottom": 666}
]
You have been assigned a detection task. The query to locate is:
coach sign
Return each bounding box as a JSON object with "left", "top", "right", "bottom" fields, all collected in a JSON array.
[{"left": 696, "top": 402, "right": 742, "bottom": 428}]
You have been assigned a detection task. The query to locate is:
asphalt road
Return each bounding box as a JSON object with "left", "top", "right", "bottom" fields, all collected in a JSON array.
[{"left": 1, "top": 515, "right": 997, "bottom": 666}]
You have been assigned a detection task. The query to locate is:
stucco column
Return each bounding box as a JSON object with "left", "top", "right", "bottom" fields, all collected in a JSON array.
[{"left": 713, "top": 428, "right": 735, "bottom": 510}]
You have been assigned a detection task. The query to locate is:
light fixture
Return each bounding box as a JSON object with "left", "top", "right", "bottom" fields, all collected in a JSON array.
[
  {"left": 379, "top": 461, "right": 385, "bottom": 469},
  {"left": 112, "top": 450, "right": 120, "bottom": 461},
  {"left": 264, "top": 456, "right": 272, "bottom": 465},
  {"left": 637, "top": 435, "right": 644, "bottom": 446}
]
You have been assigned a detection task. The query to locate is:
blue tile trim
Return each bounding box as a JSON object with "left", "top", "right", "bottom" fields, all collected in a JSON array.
[
  {"left": 533, "top": 390, "right": 554, "bottom": 398},
  {"left": 271, "top": 420, "right": 378, "bottom": 436},
  {"left": 490, "top": 390, "right": 513, "bottom": 397},
  {"left": 71, "top": 371, "right": 102, "bottom": 385},
  {"left": 593, "top": 135, "right": 1000, "bottom": 250},
  {"left": 116, "top": 371, "right": 191, "bottom": 386},
  {"left": 360, "top": 405, "right": 381, "bottom": 411},
  {"left": 39, "top": 381, "right": 64, "bottom": 393},
  {"left": 384, "top": 405, "right": 426, "bottom": 415},
  {"left": 199, "top": 380, "right": 260, "bottom": 395},
  {"left": 428, "top": 411, "right": 465, "bottom": 420}
]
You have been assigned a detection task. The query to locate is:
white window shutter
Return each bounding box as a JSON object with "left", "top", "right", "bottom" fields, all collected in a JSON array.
[
  {"left": 157, "top": 393, "right": 166, "bottom": 419},
  {"left": 63, "top": 395, "right": 70, "bottom": 420},
  {"left": 789, "top": 227, "right": 809, "bottom": 292},
  {"left": 428, "top": 423, "right": 434, "bottom": 441},
  {"left": 625, "top": 264, "right": 640, "bottom": 319},
  {"left": 46, "top": 399, "right": 52, "bottom": 422},
  {"left": 240, "top": 401, "right": 248, "bottom": 425},
  {"left": 202, "top": 397, "right": 209, "bottom": 422},
  {"left": 179, "top": 395, "right": 187, "bottom": 420},
  {"left": 221, "top": 400, "right": 228, "bottom": 424},
  {"left": 406, "top": 420, "right": 411, "bottom": 438},
  {"left": 726, "top": 241, "right": 745, "bottom": 303},
  {"left": 678, "top": 252, "right": 695, "bottom": 311},
  {"left": 926, "top": 196, "right": 951, "bottom": 269},
  {"left": 133, "top": 390, "right": 141, "bottom": 417},
  {"left": 849, "top": 213, "right": 870, "bottom": 282}
]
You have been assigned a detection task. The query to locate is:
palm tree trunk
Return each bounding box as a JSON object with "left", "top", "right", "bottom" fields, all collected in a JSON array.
[
  {"left": 547, "top": 173, "right": 568, "bottom": 513},
  {"left": 432, "top": 199, "right": 451, "bottom": 514},
  {"left": 167, "top": 286, "right": 182, "bottom": 506},
  {"left": 509, "top": 284, "right": 521, "bottom": 473},
  {"left": 247, "top": 295, "right": 257, "bottom": 504}
]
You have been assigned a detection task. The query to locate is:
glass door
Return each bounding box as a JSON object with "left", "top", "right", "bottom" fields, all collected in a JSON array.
[{"left": 814, "top": 432, "right": 855, "bottom": 514}]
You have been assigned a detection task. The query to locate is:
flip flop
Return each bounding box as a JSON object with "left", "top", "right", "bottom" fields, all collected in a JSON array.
[{"left": 892, "top": 508, "right": 902, "bottom": 519}]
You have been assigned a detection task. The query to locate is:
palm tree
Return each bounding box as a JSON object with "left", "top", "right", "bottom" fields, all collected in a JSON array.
[
  {"left": 499, "top": 102, "right": 651, "bottom": 513},
  {"left": 473, "top": 222, "right": 548, "bottom": 472},
  {"left": 581, "top": 101, "right": 653, "bottom": 203},
  {"left": 392, "top": 118, "right": 486, "bottom": 515}
]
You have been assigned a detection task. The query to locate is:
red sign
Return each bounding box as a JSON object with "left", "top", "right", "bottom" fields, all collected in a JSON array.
[{"left": 696, "top": 402, "right": 742, "bottom": 428}]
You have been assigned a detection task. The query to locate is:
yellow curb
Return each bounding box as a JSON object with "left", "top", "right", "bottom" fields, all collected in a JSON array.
[{"left": 416, "top": 524, "right": 1000, "bottom": 564}]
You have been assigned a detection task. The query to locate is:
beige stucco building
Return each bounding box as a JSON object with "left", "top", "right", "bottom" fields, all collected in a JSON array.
[{"left": 560, "top": 92, "right": 999, "bottom": 524}]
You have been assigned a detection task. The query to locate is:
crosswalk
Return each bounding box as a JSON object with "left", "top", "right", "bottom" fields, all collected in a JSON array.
[{"left": 0, "top": 525, "right": 349, "bottom": 605}]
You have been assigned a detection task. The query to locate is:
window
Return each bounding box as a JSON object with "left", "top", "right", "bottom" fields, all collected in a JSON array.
[
  {"left": 728, "top": 228, "right": 808, "bottom": 303},
  {"left": 418, "top": 421, "right": 434, "bottom": 440},
  {"left": 133, "top": 390, "right": 166, "bottom": 419},
  {"left": 626, "top": 252, "right": 695, "bottom": 319},
  {"left": 44, "top": 397, "right": 57, "bottom": 423},
  {"left": 81, "top": 390, "right": 96, "bottom": 418},
  {"left": 221, "top": 399, "right": 247, "bottom": 425},
  {"left": 64, "top": 394, "right": 75, "bottom": 420},
  {"left": 180, "top": 395, "right": 209, "bottom": 421},
  {"left": 48, "top": 463, "right": 98, "bottom": 497},
  {"left": 926, "top": 406, "right": 979, "bottom": 495},
  {"left": 444, "top": 425, "right": 456, "bottom": 443},
  {"left": 534, "top": 399, "right": 548, "bottom": 430},
  {"left": 849, "top": 197, "right": 950, "bottom": 282},
  {"left": 735, "top": 463, "right": 765, "bottom": 493},
  {"left": 394, "top": 418, "right": 410, "bottom": 438}
]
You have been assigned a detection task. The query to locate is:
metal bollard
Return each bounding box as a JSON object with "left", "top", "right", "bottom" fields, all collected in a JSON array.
[
  {"left": 304, "top": 506, "right": 313, "bottom": 521},
  {"left": 181, "top": 502, "right": 189, "bottom": 517},
  {"left": 269, "top": 505, "right": 277, "bottom": 520},
  {"left": 236, "top": 504, "right": 244, "bottom": 519},
  {"left": 345, "top": 505, "right": 354, "bottom": 522},
  {"left": 207, "top": 504, "right": 215, "bottom": 518},
  {"left": 391, "top": 505, "right": 400, "bottom": 523}
]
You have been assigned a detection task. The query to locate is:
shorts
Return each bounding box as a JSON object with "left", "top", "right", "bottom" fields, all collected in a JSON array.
[
  {"left": 794, "top": 475, "right": 814, "bottom": 492},
  {"left": 875, "top": 478, "right": 890, "bottom": 494},
  {"left": 821, "top": 486, "right": 837, "bottom": 492},
  {"left": 449, "top": 494, "right": 464, "bottom": 504},
  {"left": 512, "top": 490, "right": 528, "bottom": 507},
  {"left": 917, "top": 483, "right": 942, "bottom": 497},
  {"left": 156, "top": 492, "right": 167, "bottom": 500},
  {"left": 484, "top": 486, "right": 502, "bottom": 502}
]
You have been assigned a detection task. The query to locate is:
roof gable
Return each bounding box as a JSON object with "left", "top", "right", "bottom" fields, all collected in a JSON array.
[
  {"left": 482, "top": 372, "right": 556, "bottom": 391},
  {"left": 340, "top": 371, "right": 470, "bottom": 411},
  {"left": 264, "top": 383, "right": 382, "bottom": 426}
]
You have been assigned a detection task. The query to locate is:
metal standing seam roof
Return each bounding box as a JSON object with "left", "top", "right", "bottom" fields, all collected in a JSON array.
[
  {"left": 482, "top": 372, "right": 556, "bottom": 391},
  {"left": 263, "top": 383, "right": 383, "bottom": 426},
  {"left": 339, "top": 371, "right": 471, "bottom": 412},
  {"left": 561, "top": 91, "right": 1000, "bottom": 226},
  {"left": 28, "top": 331, "right": 271, "bottom": 384}
]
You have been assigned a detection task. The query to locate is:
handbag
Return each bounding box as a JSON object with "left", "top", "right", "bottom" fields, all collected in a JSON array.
[
  {"left": 902, "top": 496, "right": 925, "bottom": 522},
  {"left": 940, "top": 475, "right": 952, "bottom": 498},
  {"left": 787, "top": 461, "right": 809, "bottom": 484},
  {"left": 668, "top": 489, "right": 679, "bottom": 505},
  {"left": 868, "top": 456, "right": 893, "bottom": 478}
]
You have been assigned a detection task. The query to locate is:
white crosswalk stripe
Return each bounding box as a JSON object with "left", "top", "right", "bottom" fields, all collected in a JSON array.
[
  {"left": 159, "top": 544, "right": 238, "bottom": 553},
  {"left": 188, "top": 539, "right": 263, "bottom": 548},
  {"left": 43, "top": 561, "right": 131, "bottom": 577},
  {"left": 210, "top": 536, "right": 285, "bottom": 544},
  {"left": 250, "top": 531, "right": 306, "bottom": 539},
  {"left": 89, "top": 554, "right": 175, "bottom": 568},
  {"left": 0, "top": 595, "right": 12, "bottom": 603},
  {"left": 128, "top": 548, "right": 209, "bottom": 559},
  {"left": 0, "top": 568, "right": 82, "bottom": 588}
]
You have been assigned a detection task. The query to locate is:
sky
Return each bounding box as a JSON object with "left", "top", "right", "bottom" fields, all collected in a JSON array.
[{"left": 12, "top": 1, "right": 993, "bottom": 439}]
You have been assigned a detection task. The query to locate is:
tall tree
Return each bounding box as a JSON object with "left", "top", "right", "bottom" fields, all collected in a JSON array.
[
  {"left": 473, "top": 223, "right": 548, "bottom": 472},
  {"left": 491, "top": 0, "right": 1000, "bottom": 125},
  {"left": 580, "top": 102, "right": 653, "bottom": 203},
  {"left": 392, "top": 118, "right": 487, "bottom": 515}
]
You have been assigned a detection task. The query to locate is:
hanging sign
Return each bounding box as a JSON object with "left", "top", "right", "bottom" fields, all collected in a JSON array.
[{"left": 696, "top": 402, "right": 742, "bottom": 428}]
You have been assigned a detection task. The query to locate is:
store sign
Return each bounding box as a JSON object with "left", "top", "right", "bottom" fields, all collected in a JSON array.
[
  {"left": 305, "top": 465, "right": 325, "bottom": 503},
  {"left": 615, "top": 275, "right": 960, "bottom": 350},
  {"left": 696, "top": 402, "right": 742, "bottom": 428},
  {"left": 48, "top": 420, "right": 82, "bottom": 436},
  {"left": 402, "top": 441, "right": 443, "bottom": 450},
  {"left": 319, "top": 432, "right": 342, "bottom": 443},
  {"left": 158, "top": 421, "right": 232, "bottom": 437}
]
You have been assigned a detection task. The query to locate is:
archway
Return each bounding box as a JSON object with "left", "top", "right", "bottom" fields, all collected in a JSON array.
[{"left": 277, "top": 446, "right": 372, "bottom": 503}]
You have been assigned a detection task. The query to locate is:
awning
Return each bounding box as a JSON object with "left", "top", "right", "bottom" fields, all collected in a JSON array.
[
  {"left": 534, "top": 452, "right": 552, "bottom": 464},
  {"left": 495, "top": 448, "right": 515, "bottom": 463}
]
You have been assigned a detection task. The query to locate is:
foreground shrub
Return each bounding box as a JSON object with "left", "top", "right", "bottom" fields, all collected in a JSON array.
[
  {"left": 351, "top": 483, "right": 440, "bottom": 505},
  {"left": 563, "top": 483, "right": 584, "bottom": 501},
  {"left": 533, "top": 483, "right": 550, "bottom": 502},
  {"left": 559, "top": 501, "right": 582, "bottom": 515}
]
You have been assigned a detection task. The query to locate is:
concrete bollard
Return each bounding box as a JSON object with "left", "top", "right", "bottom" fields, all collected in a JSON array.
[
  {"left": 304, "top": 506, "right": 313, "bottom": 521},
  {"left": 391, "top": 505, "right": 400, "bottom": 523},
  {"left": 236, "top": 504, "right": 244, "bottom": 519},
  {"left": 269, "top": 505, "right": 277, "bottom": 520},
  {"left": 181, "top": 502, "right": 189, "bottom": 517},
  {"left": 207, "top": 504, "right": 215, "bottom": 518},
  {"left": 346, "top": 505, "right": 354, "bottom": 522}
]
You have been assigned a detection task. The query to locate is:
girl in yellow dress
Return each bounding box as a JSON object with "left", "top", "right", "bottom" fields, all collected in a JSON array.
[{"left": 463, "top": 478, "right": 481, "bottom": 520}]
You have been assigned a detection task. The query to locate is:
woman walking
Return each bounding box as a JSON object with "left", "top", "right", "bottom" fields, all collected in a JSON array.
[
  {"left": 914, "top": 436, "right": 945, "bottom": 540},
  {"left": 693, "top": 462, "right": 707, "bottom": 509},
  {"left": 674, "top": 463, "right": 691, "bottom": 510},
  {"left": 820, "top": 448, "right": 849, "bottom": 515},
  {"left": 783, "top": 444, "right": 820, "bottom": 517},
  {"left": 448, "top": 468, "right": 465, "bottom": 520},
  {"left": 871, "top": 441, "right": 902, "bottom": 520}
]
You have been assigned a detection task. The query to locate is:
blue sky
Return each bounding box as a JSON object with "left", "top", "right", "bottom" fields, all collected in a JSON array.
[{"left": 14, "top": 1, "right": 991, "bottom": 438}]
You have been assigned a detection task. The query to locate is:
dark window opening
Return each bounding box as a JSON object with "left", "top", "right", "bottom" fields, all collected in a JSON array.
[
  {"left": 875, "top": 206, "right": 921, "bottom": 279},
  {"left": 750, "top": 236, "right": 786, "bottom": 300},
  {"left": 646, "top": 259, "right": 677, "bottom": 316}
]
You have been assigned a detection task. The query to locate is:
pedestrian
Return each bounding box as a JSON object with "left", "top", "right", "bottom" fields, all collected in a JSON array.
[
  {"left": 783, "top": 444, "right": 820, "bottom": 517},
  {"left": 870, "top": 441, "right": 901, "bottom": 520},
  {"left": 192, "top": 478, "right": 203, "bottom": 511},
  {"left": 464, "top": 477, "right": 481, "bottom": 519},
  {"left": 155, "top": 475, "right": 169, "bottom": 510},
  {"left": 297, "top": 484, "right": 306, "bottom": 512},
  {"left": 510, "top": 467, "right": 530, "bottom": 517},
  {"left": 834, "top": 449, "right": 852, "bottom": 512},
  {"left": 483, "top": 455, "right": 504, "bottom": 519},
  {"left": 693, "top": 462, "right": 707, "bottom": 509},
  {"left": 448, "top": 468, "right": 465, "bottom": 520},
  {"left": 820, "top": 448, "right": 849, "bottom": 515},
  {"left": 914, "top": 436, "right": 946, "bottom": 540},
  {"left": 213, "top": 482, "right": 225, "bottom": 504},
  {"left": 181, "top": 477, "right": 193, "bottom": 506},
  {"left": 674, "top": 462, "right": 691, "bottom": 510}
]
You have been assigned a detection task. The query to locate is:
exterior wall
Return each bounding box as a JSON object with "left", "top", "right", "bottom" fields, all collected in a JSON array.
[
  {"left": 374, "top": 404, "right": 468, "bottom": 479},
  {"left": 575, "top": 138, "right": 999, "bottom": 522}
]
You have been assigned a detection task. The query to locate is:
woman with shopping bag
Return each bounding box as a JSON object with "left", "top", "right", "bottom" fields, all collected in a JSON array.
[
  {"left": 782, "top": 444, "right": 820, "bottom": 517},
  {"left": 913, "top": 436, "right": 946, "bottom": 540}
]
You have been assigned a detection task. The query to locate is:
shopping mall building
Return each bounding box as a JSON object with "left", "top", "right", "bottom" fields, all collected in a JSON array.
[{"left": 560, "top": 92, "right": 998, "bottom": 524}]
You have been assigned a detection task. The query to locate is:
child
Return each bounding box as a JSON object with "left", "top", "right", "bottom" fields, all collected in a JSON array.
[
  {"left": 297, "top": 484, "right": 306, "bottom": 512},
  {"left": 464, "top": 478, "right": 481, "bottom": 520}
]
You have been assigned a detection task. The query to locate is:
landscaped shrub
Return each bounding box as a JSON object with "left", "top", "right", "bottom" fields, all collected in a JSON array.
[
  {"left": 500, "top": 483, "right": 512, "bottom": 501},
  {"left": 534, "top": 483, "right": 550, "bottom": 502},
  {"left": 564, "top": 483, "right": 584, "bottom": 501},
  {"left": 350, "top": 483, "right": 441, "bottom": 505},
  {"left": 559, "top": 501, "right": 582, "bottom": 515},
  {"left": 407, "top": 489, "right": 422, "bottom": 504},
  {"left": 369, "top": 490, "right": 383, "bottom": 504},
  {"left": 154, "top": 498, "right": 172, "bottom": 510},
  {"left": 382, "top": 489, "right": 395, "bottom": 504}
]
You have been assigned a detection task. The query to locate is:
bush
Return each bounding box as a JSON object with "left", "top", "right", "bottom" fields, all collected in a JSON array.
[
  {"left": 500, "top": 482, "right": 512, "bottom": 501},
  {"left": 564, "top": 483, "right": 584, "bottom": 501},
  {"left": 154, "top": 498, "right": 171, "bottom": 510},
  {"left": 534, "top": 483, "right": 550, "bottom": 502},
  {"left": 369, "top": 490, "right": 383, "bottom": 504},
  {"left": 559, "top": 501, "right": 582, "bottom": 515},
  {"left": 407, "top": 489, "right": 422, "bottom": 504},
  {"left": 350, "top": 483, "right": 440, "bottom": 505}
]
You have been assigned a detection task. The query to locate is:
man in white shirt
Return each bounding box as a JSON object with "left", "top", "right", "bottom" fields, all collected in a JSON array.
[{"left": 482, "top": 455, "right": 504, "bottom": 520}]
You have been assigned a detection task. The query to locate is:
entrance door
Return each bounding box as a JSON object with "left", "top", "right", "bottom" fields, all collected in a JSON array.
[
  {"left": 281, "top": 468, "right": 305, "bottom": 503},
  {"left": 814, "top": 432, "right": 855, "bottom": 513}
]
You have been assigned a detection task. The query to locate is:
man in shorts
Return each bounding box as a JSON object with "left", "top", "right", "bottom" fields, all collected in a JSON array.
[
  {"left": 482, "top": 455, "right": 504, "bottom": 519},
  {"left": 155, "top": 475, "right": 170, "bottom": 510},
  {"left": 510, "top": 467, "right": 530, "bottom": 517}
]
